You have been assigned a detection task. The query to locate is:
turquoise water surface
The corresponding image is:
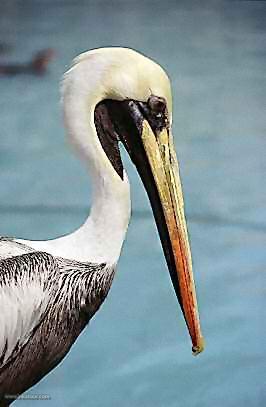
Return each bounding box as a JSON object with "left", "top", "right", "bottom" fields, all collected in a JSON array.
[{"left": 0, "top": 1, "right": 265, "bottom": 406}]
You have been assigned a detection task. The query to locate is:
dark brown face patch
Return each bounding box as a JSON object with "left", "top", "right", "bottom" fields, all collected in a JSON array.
[
  {"left": 94, "top": 96, "right": 169, "bottom": 180},
  {"left": 94, "top": 102, "right": 124, "bottom": 179}
]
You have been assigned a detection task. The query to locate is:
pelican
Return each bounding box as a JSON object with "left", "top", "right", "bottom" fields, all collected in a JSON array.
[{"left": 0, "top": 48, "right": 204, "bottom": 405}]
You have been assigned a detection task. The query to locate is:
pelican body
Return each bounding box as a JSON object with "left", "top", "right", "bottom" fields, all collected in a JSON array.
[{"left": 0, "top": 48, "right": 203, "bottom": 405}]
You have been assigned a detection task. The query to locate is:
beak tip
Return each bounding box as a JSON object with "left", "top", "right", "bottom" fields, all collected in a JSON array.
[{"left": 192, "top": 336, "right": 205, "bottom": 356}]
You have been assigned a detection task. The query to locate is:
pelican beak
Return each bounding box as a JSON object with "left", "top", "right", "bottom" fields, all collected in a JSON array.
[
  {"left": 125, "top": 101, "right": 204, "bottom": 355},
  {"left": 139, "top": 121, "right": 204, "bottom": 355},
  {"left": 98, "top": 98, "right": 204, "bottom": 355}
]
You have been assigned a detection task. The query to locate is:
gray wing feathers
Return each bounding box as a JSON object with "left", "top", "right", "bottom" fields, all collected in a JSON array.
[
  {"left": 0, "top": 251, "right": 56, "bottom": 368},
  {"left": 0, "top": 238, "right": 115, "bottom": 374}
]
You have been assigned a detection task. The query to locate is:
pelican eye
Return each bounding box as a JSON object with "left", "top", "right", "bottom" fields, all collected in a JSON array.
[
  {"left": 138, "top": 96, "right": 169, "bottom": 136},
  {"left": 148, "top": 95, "right": 167, "bottom": 115}
]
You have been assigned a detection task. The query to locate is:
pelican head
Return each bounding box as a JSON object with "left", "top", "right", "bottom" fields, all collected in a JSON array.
[{"left": 62, "top": 47, "right": 204, "bottom": 355}]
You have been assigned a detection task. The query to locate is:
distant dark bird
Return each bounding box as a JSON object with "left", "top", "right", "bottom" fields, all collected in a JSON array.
[
  {"left": 0, "top": 47, "right": 204, "bottom": 405},
  {"left": 0, "top": 48, "right": 55, "bottom": 76}
]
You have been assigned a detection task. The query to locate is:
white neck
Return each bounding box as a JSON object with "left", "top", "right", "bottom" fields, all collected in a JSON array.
[{"left": 20, "top": 55, "right": 131, "bottom": 266}]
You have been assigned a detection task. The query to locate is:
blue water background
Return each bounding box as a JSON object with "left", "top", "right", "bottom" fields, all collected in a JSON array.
[{"left": 0, "top": 1, "right": 265, "bottom": 406}]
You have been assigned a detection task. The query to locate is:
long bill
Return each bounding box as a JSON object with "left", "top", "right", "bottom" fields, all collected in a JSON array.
[
  {"left": 101, "top": 99, "right": 204, "bottom": 354},
  {"left": 140, "top": 120, "right": 204, "bottom": 355}
]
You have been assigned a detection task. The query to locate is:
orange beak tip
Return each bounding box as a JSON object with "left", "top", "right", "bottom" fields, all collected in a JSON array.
[{"left": 192, "top": 336, "right": 205, "bottom": 356}]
